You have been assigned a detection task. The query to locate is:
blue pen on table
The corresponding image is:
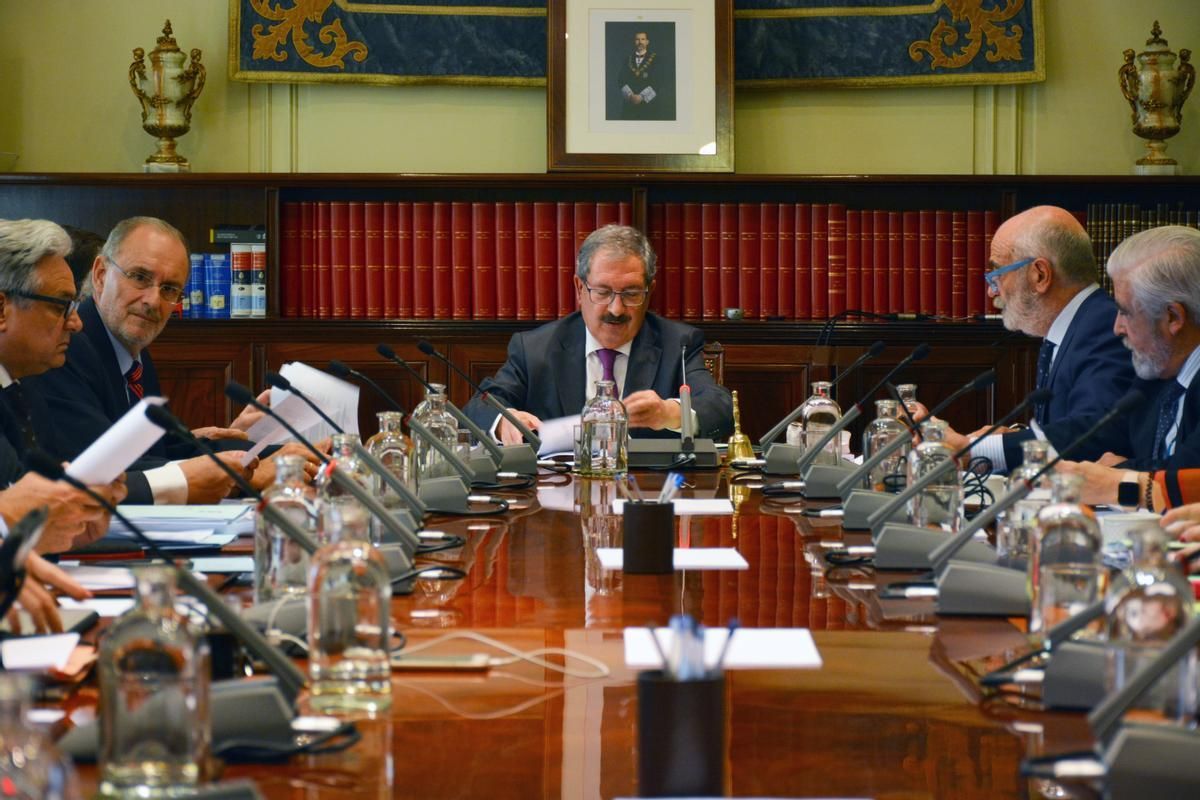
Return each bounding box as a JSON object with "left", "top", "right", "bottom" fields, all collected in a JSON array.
[
  {"left": 657, "top": 471, "right": 684, "bottom": 504},
  {"left": 669, "top": 614, "right": 704, "bottom": 681},
  {"left": 711, "top": 618, "right": 740, "bottom": 676},
  {"left": 627, "top": 474, "right": 647, "bottom": 503},
  {"left": 647, "top": 622, "right": 673, "bottom": 678}
]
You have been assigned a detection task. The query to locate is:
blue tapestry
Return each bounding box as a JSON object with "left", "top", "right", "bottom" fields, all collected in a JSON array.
[{"left": 229, "top": 0, "right": 1043, "bottom": 88}]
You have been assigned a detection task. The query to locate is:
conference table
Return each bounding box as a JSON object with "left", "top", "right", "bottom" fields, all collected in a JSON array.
[{"left": 68, "top": 468, "right": 1098, "bottom": 799}]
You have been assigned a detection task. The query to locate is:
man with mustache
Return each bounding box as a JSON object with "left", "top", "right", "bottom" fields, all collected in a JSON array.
[
  {"left": 27, "top": 217, "right": 293, "bottom": 504},
  {"left": 464, "top": 224, "right": 732, "bottom": 444},
  {"left": 936, "top": 206, "right": 1134, "bottom": 471}
]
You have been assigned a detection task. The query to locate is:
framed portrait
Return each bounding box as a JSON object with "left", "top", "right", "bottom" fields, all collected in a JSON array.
[{"left": 548, "top": 0, "right": 734, "bottom": 173}]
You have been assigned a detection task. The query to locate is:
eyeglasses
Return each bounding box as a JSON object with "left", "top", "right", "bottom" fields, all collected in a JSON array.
[
  {"left": 7, "top": 290, "right": 81, "bottom": 320},
  {"left": 983, "top": 257, "right": 1034, "bottom": 293},
  {"left": 581, "top": 282, "right": 648, "bottom": 307},
  {"left": 106, "top": 257, "right": 185, "bottom": 304}
]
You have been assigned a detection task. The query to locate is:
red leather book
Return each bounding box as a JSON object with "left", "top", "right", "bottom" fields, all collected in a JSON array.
[
  {"left": 795, "top": 204, "right": 812, "bottom": 320},
  {"left": 556, "top": 202, "right": 575, "bottom": 316},
  {"left": 777, "top": 203, "right": 795, "bottom": 319},
  {"left": 648, "top": 203, "right": 666, "bottom": 313},
  {"left": 901, "top": 210, "right": 919, "bottom": 314},
  {"left": 315, "top": 201, "right": 332, "bottom": 319},
  {"left": 330, "top": 201, "right": 350, "bottom": 318},
  {"left": 432, "top": 202, "right": 453, "bottom": 320},
  {"left": 618, "top": 202, "right": 632, "bottom": 226},
  {"left": 495, "top": 202, "right": 517, "bottom": 319},
  {"left": 574, "top": 201, "right": 596, "bottom": 257},
  {"left": 935, "top": 210, "right": 952, "bottom": 317},
  {"left": 950, "top": 211, "right": 967, "bottom": 318},
  {"left": 682, "top": 203, "right": 702, "bottom": 321},
  {"left": 364, "top": 201, "right": 384, "bottom": 319},
  {"left": 873, "top": 210, "right": 889, "bottom": 314},
  {"left": 700, "top": 203, "right": 720, "bottom": 320},
  {"left": 810, "top": 204, "right": 829, "bottom": 319},
  {"left": 845, "top": 210, "right": 861, "bottom": 316},
  {"left": 966, "top": 210, "right": 984, "bottom": 317},
  {"left": 982, "top": 211, "right": 999, "bottom": 316},
  {"left": 348, "top": 201, "right": 366, "bottom": 319},
  {"left": 412, "top": 201, "right": 434, "bottom": 319},
  {"left": 451, "top": 202, "right": 474, "bottom": 319},
  {"left": 596, "top": 202, "right": 619, "bottom": 228},
  {"left": 738, "top": 203, "right": 760, "bottom": 319},
  {"left": 396, "top": 202, "right": 414, "bottom": 319},
  {"left": 280, "top": 202, "right": 301, "bottom": 318},
  {"left": 533, "top": 201, "right": 557, "bottom": 320},
  {"left": 663, "top": 203, "right": 683, "bottom": 318},
  {"left": 718, "top": 203, "right": 738, "bottom": 315},
  {"left": 758, "top": 203, "right": 779, "bottom": 319},
  {"left": 827, "top": 203, "right": 847, "bottom": 317},
  {"left": 299, "top": 201, "right": 315, "bottom": 318},
  {"left": 887, "top": 211, "right": 903, "bottom": 313},
  {"left": 515, "top": 202, "right": 535, "bottom": 320},
  {"left": 918, "top": 209, "right": 935, "bottom": 315},
  {"left": 472, "top": 202, "right": 497, "bottom": 320},
  {"left": 859, "top": 209, "right": 874, "bottom": 313},
  {"left": 382, "top": 202, "right": 399, "bottom": 318}
]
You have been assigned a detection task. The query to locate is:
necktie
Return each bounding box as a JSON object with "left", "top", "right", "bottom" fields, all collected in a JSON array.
[
  {"left": 1152, "top": 381, "right": 1186, "bottom": 462},
  {"left": 126, "top": 360, "right": 145, "bottom": 402},
  {"left": 1034, "top": 340, "right": 1055, "bottom": 425},
  {"left": 1, "top": 383, "right": 36, "bottom": 451},
  {"left": 596, "top": 348, "right": 619, "bottom": 384}
]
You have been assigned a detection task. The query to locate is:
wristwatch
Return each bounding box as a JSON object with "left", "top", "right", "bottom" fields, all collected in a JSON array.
[{"left": 1117, "top": 471, "right": 1140, "bottom": 508}]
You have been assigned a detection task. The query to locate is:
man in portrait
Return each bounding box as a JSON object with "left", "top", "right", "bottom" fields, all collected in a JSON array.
[{"left": 607, "top": 25, "right": 676, "bottom": 122}]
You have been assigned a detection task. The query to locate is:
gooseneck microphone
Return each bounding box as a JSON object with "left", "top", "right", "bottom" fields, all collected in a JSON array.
[
  {"left": 325, "top": 360, "right": 404, "bottom": 413},
  {"left": 885, "top": 382, "right": 924, "bottom": 443},
  {"left": 416, "top": 340, "right": 543, "bottom": 450},
  {"left": 225, "top": 383, "right": 326, "bottom": 462}
]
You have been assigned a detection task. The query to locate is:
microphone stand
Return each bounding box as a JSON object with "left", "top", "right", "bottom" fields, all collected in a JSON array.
[
  {"left": 625, "top": 343, "right": 720, "bottom": 469},
  {"left": 407, "top": 419, "right": 509, "bottom": 516}
]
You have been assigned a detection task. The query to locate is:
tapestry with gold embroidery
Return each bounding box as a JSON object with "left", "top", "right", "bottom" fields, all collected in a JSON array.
[{"left": 230, "top": 0, "right": 1043, "bottom": 88}]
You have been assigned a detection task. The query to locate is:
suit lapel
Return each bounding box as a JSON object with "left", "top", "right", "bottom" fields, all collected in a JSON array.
[
  {"left": 555, "top": 318, "right": 588, "bottom": 416},
  {"left": 80, "top": 299, "right": 133, "bottom": 413},
  {"left": 623, "top": 319, "right": 662, "bottom": 399}
]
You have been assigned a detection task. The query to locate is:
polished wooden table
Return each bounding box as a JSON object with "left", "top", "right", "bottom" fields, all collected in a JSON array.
[{"left": 70, "top": 470, "right": 1096, "bottom": 799}]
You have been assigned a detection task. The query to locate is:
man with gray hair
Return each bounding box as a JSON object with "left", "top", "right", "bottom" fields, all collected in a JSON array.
[
  {"left": 464, "top": 224, "right": 732, "bottom": 443},
  {"left": 937, "top": 206, "right": 1135, "bottom": 470}
]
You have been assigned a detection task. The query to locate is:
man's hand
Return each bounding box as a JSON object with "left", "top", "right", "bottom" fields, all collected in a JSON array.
[
  {"left": 191, "top": 427, "right": 249, "bottom": 442},
  {"left": 180, "top": 451, "right": 253, "bottom": 504},
  {"left": 7, "top": 553, "right": 93, "bottom": 634},
  {"left": 498, "top": 410, "right": 541, "bottom": 446},
  {"left": 1163, "top": 503, "right": 1200, "bottom": 543},
  {"left": 1055, "top": 460, "right": 1126, "bottom": 505},
  {"left": 0, "top": 472, "right": 121, "bottom": 554},
  {"left": 934, "top": 420, "right": 971, "bottom": 452},
  {"left": 248, "top": 445, "right": 320, "bottom": 491},
  {"left": 229, "top": 388, "right": 271, "bottom": 432},
  {"left": 1096, "top": 452, "right": 1127, "bottom": 467},
  {"left": 624, "top": 390, "right": 680, "bottom": 430},
  {"left": 630, "top": 94, "right": 643, "bottom": 105}
]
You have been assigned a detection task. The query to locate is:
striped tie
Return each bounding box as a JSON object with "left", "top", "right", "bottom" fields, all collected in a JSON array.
[{"left": 125, "top": 360, "right": 145, "bottom": 401}]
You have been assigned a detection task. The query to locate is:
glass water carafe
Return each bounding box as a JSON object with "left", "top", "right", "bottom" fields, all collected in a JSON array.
[
  {"left": 787, "top": 380, "right": 843, "bottom": 465},
  {"left": 996, "top": 440, "right": 1054, "bottom": 566},
  {"left": 366, "top": 410, "right": 414, "bottom": 503},
  {"left": 1029, "top": 474, "right": 1105, "bottom": 642},
  {"left": 862, "top": 398, "right": 909, "bottom": 491},
  {"left": 315, "top": 433, "right": 373, "bottom": 544},
  {"left": 255, "top": 454, "right": 320, "bottom": 602},
  {"left": 411, "top": 386, "right": 459, "bottom": 485},
  {"left": 0, "top": 674, "right": 80, "bottom": 799},
  {"left": 905, "top": 418, "right": 962, "bottom": 531},
  {"left": 99, "top": 566, "right": 210, "bottom": 799},
  {"left": 577, "top": 380, "right": 628, "bottom": 477}
]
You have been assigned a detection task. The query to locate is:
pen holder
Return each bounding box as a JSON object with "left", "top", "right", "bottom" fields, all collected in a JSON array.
[
  {"left": 623, "top": 501, "right": 675, "bottom": 574},
  {"left": 637, "top": 670, "right": 726, "bottom": 797}
]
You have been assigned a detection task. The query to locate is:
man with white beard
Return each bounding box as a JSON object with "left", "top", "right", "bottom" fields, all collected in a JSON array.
[{"left": 938, "top": 206, "right": 1134, "bottom": 471}]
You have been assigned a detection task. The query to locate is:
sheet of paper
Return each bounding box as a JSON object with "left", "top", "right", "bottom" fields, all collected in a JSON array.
[
  {"left": 240, "top": 393, "right": 323, "bottom": 465},
  {"left": 280, "top": 361, "right": 360, "bottom": 440},
  {"left": 60, "top": 565, "right": 135, "bottom": 591},
  {"left": 104, "top": 529, "right": 237, "bottom": 546},
  {"left": 65, "top": 397, "right": 168, "bottom": 484},
  {"left": 58, "top": 597, "right": 136, "bottom": 617},
  {"left": 613, "top": 499, "right": 734, "bottom": 516},
  {"left": 536, "top": 414, "right": 580, "bottom": 457},
  {"left": 189, "top": 556, "right": 255, "bottom": 574},
  {"left": 1, "top": 633, "right": 79, "bottom": 671},
  {"left": 117, "top": 505, "right": 251, "bottom": 522},
  {"left": 596, "top": 548, "right": 748, "bottom": 571},
  {"left": 624, "top": 627, "right": 823, "bottom": 670}
]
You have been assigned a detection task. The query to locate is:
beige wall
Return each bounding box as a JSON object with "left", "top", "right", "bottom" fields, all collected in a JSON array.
[{"left": 0, "top": 0, "right": 1195, "bottom": 174}]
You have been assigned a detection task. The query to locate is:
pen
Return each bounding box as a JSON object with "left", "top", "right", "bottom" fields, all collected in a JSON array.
[
  {"left": 657, "top": 472, "right": 684, "bottom": 504},
  {"left": 712, "top": 618, "right": 739, "bottom": 676},
  {"left": 627, "top": 474, "right": 646, "bottom": 503},
  {"left": 647, "top": 622, "right": 672, "bottom": 678}
]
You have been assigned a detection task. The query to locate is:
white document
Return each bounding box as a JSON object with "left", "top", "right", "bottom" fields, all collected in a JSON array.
[
  {"left": 58, "top": 597, "right": 136, "bottom": 617},
  {"left": 613, "top": 499, "right": 734, "bottom": 516},
  {"left": 104, "top": 529, "right": 238, "bottom": 547},
  {"left": 115, "top": 504, "right": 250, "bottom": 522},
  {"left": 240, "top": 393, "right": 322, "bottom": 464},
  {"left": 536, "top": 414, "right": 580, "bottom": 456},
  {"left": 65, "top": 396, "right": 168, "bottom": 485},
  {"left": 59, "top": 565, "right": 135, "bottom": 591},
  {"left": 624, "top": 627, "right": 823, "bottom": 670},
  {"left": 240, "top": 361, "right": 360, "bottom": 463},
  {"left": 596, "top": 548, "right": 748, "bottom": 571},
  {"left": 0, "top": 633, "right": 79, "bottom": 671},
  {"left": 189, "top": 556, "right": 255, "bottom": 574}
]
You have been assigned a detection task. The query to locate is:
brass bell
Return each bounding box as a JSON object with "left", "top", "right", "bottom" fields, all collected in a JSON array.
[{"left": 727, "top": 390, "right": 755, "bottom": 463}]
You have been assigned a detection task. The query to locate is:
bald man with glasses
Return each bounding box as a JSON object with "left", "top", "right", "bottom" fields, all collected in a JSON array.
[{"left": 464, "top": 224, "right": 732, "bottom": 444}]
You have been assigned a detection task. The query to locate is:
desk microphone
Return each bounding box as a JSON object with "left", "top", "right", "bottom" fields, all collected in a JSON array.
[{"left": 416, "top": 340, "right": 543, "bottom": 451}]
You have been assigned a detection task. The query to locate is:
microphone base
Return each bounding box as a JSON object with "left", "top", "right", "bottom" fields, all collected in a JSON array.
[
  {"left": 1043, "top": 640, "right": 1108, "bottom": 711},
  {"left": 468, "top": 453, "right": 499, "bottom": 484},
  {"left": 801, "top": 461, "right": 858, "bottom": 499},
  {"left": 935, "top": 560, "right": 1030, "bottom": 617},
  {"left": 874, "top": 525, "right": 998, "bottom": 570},
  {"left": 499, "top": 444, "right": 538, "bottom": 476},
  {"left": 627, "top": 438, "right": 719, "bottom": 469},
  {"left": 418, "top": 476, "right": 471, "bottom": 512},
  {"left": 841, "top": 489, "right": 903, "bottom": 531},
  {"left": 1105, "top": 724, "right": 1200, "bottom": 798},
  {"left": 761, "top": 443, "right": 802, "bottom": 475}
]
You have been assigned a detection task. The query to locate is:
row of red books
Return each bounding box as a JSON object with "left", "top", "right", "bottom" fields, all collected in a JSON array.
[
  {"left": 279, "top": 200, "right": 631, "bottom": 319},
  {"left": 649, "top": 203, "right": 999, "bottom": 320}
]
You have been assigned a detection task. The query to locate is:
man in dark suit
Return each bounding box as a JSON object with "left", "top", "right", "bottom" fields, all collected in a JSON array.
[
  {"left": 939, "top": 206, "right": 1135, "bottom": 471},
  {"left": 464, "top": 224, "right": 732, "bottom": 443}
]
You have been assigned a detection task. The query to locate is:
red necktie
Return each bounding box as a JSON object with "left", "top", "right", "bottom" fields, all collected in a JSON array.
[{"left": 126, "top": 361, "right": 144, "bottom": 401}]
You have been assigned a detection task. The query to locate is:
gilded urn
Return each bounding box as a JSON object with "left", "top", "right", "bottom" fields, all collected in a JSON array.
[
  {"left": 129, "top": 21, "right": 206, "bottom": 172},
  {"left": 1119, "top": 21, "right": 1195, "bottom": 174}
]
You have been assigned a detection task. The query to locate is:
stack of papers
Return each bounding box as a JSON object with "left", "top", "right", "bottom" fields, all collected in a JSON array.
[{"left": 109, "top": 504, "right": 255, "bottom": 538}]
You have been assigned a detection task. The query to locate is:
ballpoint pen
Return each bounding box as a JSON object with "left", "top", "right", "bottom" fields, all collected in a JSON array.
[
  {"left": 647, "top": 622, "right": 672, "bottom": 678},
  {"left": 627, "top": 474, "right": 647, "bottom": 503},
  {"left": 658, "top": 472, "right": 684, "bottom": 504},
  {"left": 712, "top": 618, "right": 739, "bottom": 675}
]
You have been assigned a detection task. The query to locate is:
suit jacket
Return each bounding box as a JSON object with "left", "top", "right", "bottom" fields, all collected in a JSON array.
[
  {"left": 1002, "top": 289, "right": 1136, "bottom": 467},
  {"left": 463, "top": 313, "right": 733, "bottom": 440}
]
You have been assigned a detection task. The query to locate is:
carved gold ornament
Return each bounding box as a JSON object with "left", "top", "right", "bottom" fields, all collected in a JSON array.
[
  {"left": 909, "top": 0, "right": 1026, "bottom": 71},
  {"left": 249, "top": 0, "right": 368, "bottom": 69}
]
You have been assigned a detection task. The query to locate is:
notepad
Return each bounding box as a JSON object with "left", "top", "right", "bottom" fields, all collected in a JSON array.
[
  {"left": 624, "top": 627, "right": 823, "bottom": 670},
  {"left": 596, "top": 548, "right": 748, "bottom": 571},
  {"left": 613, "top": 499, "right": 734, "bottom": 515},
  {"left": 0, "top": 633, "right": 79, "bottom": 671}
]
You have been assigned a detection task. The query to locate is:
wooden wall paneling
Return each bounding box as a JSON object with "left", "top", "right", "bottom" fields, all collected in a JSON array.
[
  {"left": 721, "top": 345, "right": 812, "bottom": 441},
  {"left": 150, "top": 340, "right": 253, "bottom": 430}
]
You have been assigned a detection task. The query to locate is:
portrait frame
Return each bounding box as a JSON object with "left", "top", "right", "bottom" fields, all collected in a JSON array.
[{"left": 548, "top": 0, "right": 733, "bottom": 173}]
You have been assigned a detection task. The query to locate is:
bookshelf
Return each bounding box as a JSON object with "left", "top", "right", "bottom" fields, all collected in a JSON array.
[{"left": 1, "top": 172, "right": 1194, "bottom": 441}]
